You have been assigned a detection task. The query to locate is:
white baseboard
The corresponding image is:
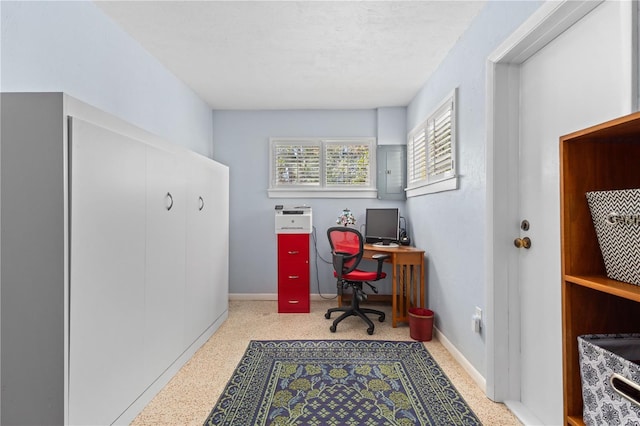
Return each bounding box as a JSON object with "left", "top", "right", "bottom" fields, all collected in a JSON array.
[
  {"left": 229, "top": 293, "right": 278, "bottom": 301},
  {"left": 433, "top": 326, "right": 487, "bottom": 393},
  {"left": 504, "top": 400, "right": 543, "bottom": 426},
  {"left": 229, "top": 293, "right": 338, "bottom": 301}
]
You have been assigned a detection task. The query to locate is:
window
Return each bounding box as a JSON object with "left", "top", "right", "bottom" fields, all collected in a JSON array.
[
  {"left": 269, "top": 137, "right": 377, "bottom": 198},
  {"left": 406, "top": 89, "right": 458, "bottom": 197}
]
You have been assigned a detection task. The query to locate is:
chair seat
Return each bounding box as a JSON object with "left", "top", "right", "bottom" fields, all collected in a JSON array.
[{"left": 333, "top": 269, "right": 386, "bottom": 281}]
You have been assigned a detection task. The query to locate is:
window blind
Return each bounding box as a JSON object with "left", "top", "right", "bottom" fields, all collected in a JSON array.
[
  {"left": 406, "top": 89, "right": 457, "bottom": 196},
  {"left": 427, "top": 102, "right": 453, "bottom": 179},
  {"left": 270, "top": 138, "right": 375, "bottom": 191},
  {"left": 325, "top": 141, "right": 371, "bottom": 186},
  {"left": 273, "top": 144, "right": 320, "bottom": 186},
  {"left": 408, "top": 128, "right": 427, "bottom": 184}
]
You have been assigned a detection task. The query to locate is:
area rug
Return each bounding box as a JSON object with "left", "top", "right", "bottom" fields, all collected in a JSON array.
[{"left": 204, "top": 340, "right": 481, "bottom": 426}]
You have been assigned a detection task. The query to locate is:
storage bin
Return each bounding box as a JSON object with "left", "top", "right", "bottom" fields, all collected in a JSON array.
[
  {"left": 578, "top": 334, "right": 640, "bottom": 426},
  {"left": 586, "top": 189, "right": 640, "bottom": 285}
]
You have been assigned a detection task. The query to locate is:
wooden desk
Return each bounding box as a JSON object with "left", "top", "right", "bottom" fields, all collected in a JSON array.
[{"left": 338, "top": 244, "right": 426, "bottom": 327}]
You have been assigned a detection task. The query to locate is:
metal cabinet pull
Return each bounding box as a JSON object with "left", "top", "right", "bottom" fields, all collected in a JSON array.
[
  {"left": 288, "top": 250, "right": 299, "bottom": 255},
  {"left": 166, "top": 192, "right": 174, "bottom": 211},
  {"left": 288, "top": 275, "right": 299, "bottom": 279},
  {"left": 198, "top": 196, "right": 204, "bottom": 211}
]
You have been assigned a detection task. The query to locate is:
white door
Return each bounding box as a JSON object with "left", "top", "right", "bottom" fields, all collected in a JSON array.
[
  {"left": 184, "top": 152, "right": 219, "bottom": 345},
  {"left": 69, "top": 118, "right": 147, "bottom": 425},
  {"left": 144, "top": 144, "right": 186, "bottom": 383},
  {"left": 500, "top": 1, "right": 634, "bottom": 424},
  {"left": 208, "top": 160, "right": 230, "bottom": 323}
]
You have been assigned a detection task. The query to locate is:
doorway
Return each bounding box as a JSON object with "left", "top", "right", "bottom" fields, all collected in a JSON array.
[{"left": 486, "top": 1, "right": 636, "bottom": 424}]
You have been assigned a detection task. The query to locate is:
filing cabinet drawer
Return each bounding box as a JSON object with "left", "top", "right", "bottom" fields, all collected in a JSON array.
[
  {"left": 278, "top": 285, "right": 310, "bottom": 313},
  {"left": 277, "top": 234, "right": 309, "bottom": 259}
]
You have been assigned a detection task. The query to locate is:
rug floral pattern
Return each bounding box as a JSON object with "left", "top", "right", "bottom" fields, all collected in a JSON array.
[{"left": 205, "top": 340, "right": 481, "bottom": 426}]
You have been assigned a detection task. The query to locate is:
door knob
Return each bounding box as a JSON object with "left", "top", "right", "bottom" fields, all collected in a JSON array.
[{"left": 514, "top": 237, "right": 532, "bottom": 249}]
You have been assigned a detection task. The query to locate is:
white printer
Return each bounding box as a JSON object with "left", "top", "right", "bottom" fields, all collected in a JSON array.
[{"left": 275, "top": 205, "right": 312, "bottom": 234}]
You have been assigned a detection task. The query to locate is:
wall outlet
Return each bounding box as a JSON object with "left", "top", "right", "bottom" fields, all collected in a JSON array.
[{"left": 472, "top": 307, "right": 482, "bottom": 333}]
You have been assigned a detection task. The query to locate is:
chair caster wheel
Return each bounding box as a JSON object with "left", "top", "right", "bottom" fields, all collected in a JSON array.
[
  {"left": 378, "top": 314, "right": 385, "bottom": 322},
  {"left": 330, "top": 325, "right": 337, "bottom": 333},
  {"left": 367, "top": 327, "right": 374, "bottom": 335},
  {"left": 325, "top": 312, "right": 331, "bottom": 319}
]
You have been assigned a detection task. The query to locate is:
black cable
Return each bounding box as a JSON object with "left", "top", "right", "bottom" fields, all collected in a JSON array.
[{"left": 311, "top": 226, "right": 337, "bottom": 300}]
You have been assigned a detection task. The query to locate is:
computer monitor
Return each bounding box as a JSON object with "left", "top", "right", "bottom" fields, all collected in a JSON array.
[{"left": 365, "top": 208, "right": 400, "bottom": 246}]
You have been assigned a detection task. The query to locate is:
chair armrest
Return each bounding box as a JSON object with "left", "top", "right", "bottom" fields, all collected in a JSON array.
[
  {"left": 371, "top": 253, "right": 390, "bottom": 260},
  {"left": 333, "top": 252, "right": 346, "bottom": 280},
  {"left": 371, "top": 253, "right": 390, "bottom": 278}
]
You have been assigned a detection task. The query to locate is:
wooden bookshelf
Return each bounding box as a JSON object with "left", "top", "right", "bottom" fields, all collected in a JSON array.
[{"left": 560, "top": 111, "right": 640, "bottom": 425}]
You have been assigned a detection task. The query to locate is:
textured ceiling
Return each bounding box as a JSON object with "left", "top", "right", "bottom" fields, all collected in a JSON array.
[{"left": 95, "top": 1, "right": 486, "bottom": 110}]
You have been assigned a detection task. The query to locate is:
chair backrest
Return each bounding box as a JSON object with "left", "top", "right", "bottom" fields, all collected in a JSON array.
[{"left": 327, "top": 226, "right": 364, "bottom": 277}]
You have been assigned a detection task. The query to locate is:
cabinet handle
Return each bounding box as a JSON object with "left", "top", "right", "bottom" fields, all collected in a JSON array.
[
  {"left": 288, "top": 300, "right": 300, "bottom": 304},
  {"left": 198, "top": 196, "right": 204, "bottom": 211},
  {"left": 288, "top": 250, "right": 299, "bottom": 255},
  {"left": 166, "top": 192, "right": 174, "bottom": 211},
  {"left": 288, "top": 275, "right": 299, "bottom": 279}
]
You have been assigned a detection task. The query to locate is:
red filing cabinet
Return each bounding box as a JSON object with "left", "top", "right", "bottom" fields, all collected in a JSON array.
[{"left": 277, "top": 233, "right": 310, "bottom": 313}]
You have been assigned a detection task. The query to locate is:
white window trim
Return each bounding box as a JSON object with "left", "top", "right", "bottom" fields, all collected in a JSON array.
[
  {"left": 268, "top": 137, "right": 377, "bottom": 199},
  {"left": 406, "top": 89, "right": 458, "bottom": 197},
  {"left": 405, "top": 175, "right": 458, "bottom": 197}
]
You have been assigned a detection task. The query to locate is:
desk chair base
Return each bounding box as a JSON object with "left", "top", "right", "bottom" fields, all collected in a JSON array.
[{"left": 325, "top": 284, "right": 385, "bottom": 335}]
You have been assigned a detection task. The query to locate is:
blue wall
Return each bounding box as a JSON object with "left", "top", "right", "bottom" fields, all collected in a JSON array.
[
  {"left": 1, "top": 1, "right": 213, "bottom": 156},
  {"left": 1, "top": 0, "right": 550, "bottom": 392},
  {"left": 211, "top": 109, "right": 405, "bottom": 296},
  {"left": 406, "top": 0, "right": 543, "bottom": 378}
]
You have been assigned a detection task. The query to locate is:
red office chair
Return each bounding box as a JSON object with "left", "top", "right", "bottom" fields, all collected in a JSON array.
[{"left": 325, "top": 226, "right": 389, "bottom": 335}]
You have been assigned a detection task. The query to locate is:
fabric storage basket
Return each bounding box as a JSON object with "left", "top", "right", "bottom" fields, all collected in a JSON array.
[
  {"left": 586, "top": 189, "right": 640, "bottom": 285},
  {"left": 578, "top": 334, "right": 640, "bottom": 426}
]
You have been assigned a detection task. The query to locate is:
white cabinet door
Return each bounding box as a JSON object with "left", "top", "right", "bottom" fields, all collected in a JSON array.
[
  {"left": 209, "top": 160, "right": 229, "bottom": 321},
  {"left": 184, "top": 152, "right": 224, "bottom": 345},
  {"left": 144, "top": 145, "right": 186, "bottom": 384},
  {"left": 69, "top": 118, "right": 146, "bottom": 426}
]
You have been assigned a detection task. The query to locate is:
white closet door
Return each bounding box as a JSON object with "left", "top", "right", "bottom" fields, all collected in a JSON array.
[
  {"left": 69, "top": 118, "right": 146, "bottom": 426},
  {"left": 144, "top": 145, "right": 186, "bottom": 383},
  {"left": 184, "top": 152, "right": 219, "bottom": 345},
  {"left": 209, "top": 160, "right": 229, "bottom": 321}
]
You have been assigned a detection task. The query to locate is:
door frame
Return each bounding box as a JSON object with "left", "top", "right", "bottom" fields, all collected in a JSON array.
[{"left": 484, "top": 0, "right": 630, "bottom": 418}]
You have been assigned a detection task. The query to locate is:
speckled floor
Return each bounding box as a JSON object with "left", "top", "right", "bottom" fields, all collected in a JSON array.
[{"left": 131, "top": 299, "right": 520, "bottom": 425}]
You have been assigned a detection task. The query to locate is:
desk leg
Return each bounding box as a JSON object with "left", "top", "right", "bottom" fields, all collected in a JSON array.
[
  {"left": 420, "top": 257, "right": 425, "bottom": 309},
  {"left": 407, "top": 264, "right": 424, "bottom": 309},
  {"left": 407, "top": 266, "right": 413, "bottom": 311},
  {"left": 400, "top": 265, "right": 406, "bottom": 326},
  {"left": 392, "top": 264, "right": 398, "bottom": 328}
]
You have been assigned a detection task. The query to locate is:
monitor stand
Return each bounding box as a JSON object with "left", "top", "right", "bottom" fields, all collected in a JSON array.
[{"left": 373, "top": 242, "right": 399, "bottom": 248}]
